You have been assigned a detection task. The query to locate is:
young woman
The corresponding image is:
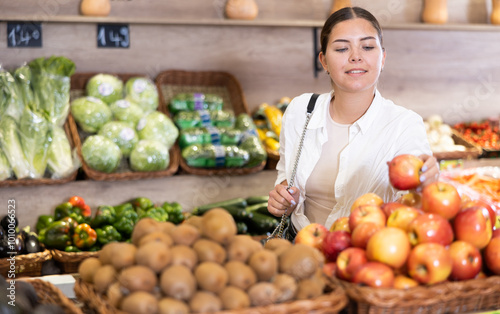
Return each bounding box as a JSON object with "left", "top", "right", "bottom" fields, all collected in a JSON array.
[{"left": 267, "top": 7, "right": 439, "bottom": 236}]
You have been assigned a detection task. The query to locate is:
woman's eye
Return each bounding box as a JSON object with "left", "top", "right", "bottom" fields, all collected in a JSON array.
[
  {"left": 363, "top": 46, "right": 374, "bottom": 51},
  {"left": 335, "top": 48, "right": 348, "bottom": 52}
]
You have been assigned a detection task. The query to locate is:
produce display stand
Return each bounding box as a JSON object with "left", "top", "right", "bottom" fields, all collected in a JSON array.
[
  {"left": 433, "top": 130, "right": 483, "bottom": 161},
  {"left": 265, "top": 148, "right": 280, "bottom": 170},
  {"left": 68, "top": 72, "right": 180, "bottom": 181},
  {"left": 50, "top": 249, "right": 100, "bottom": 274},
  {"left": 155, "top": 70, "right": 266, "bottom": 176},
  {"left": 0, "top": 249, "right": 51, "bottom": 278}
]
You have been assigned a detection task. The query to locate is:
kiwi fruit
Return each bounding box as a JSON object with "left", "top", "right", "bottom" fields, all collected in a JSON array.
[
  {"left": 200, "top": 208, "right": 237, "bottom": 245},
  {"left": 248, "top": 249, "right": 278, "bottom": 281},
  {"left": 226, "top": 235, "right": 263, "bottom": 263},
  {"left": 169, "top": 245, "right": 198, "bottom": 270},
  {"left": 131, "top": 218, "right": 162, "bottom": 246},
  {"left": 272, "top": 273, "right": 297, "bottom": 302},
  {"left": 99, "top": 242, "right": 120, "bottom": 265},
  {"left": 118, "top": 265, "right": 158, "bottom": 293},
  {"left": 310, "top": 267, "right": 327, "bottom": 291},
  {"left": 158, "top": 297, "right": 189, "bottom": 314},
  {"left": 93, "top": 264, "right": 117, "bottom": 294},
  {"left": 78, "top": 257, "right": 101, "bottom": 283},
  {"left": 109, "top": 242, "right": 137, "bottom": 271},
  {"left": 194, "top": 261, "right": 228, "bottom": 293},
  {"left": 106, "top": 282, "right": 124, "bottom": 309},
  {"left": 218, "top": 286, "right": 250, "bottom": 310},
  {"left": 160, "top": 265, "right": 196, "bottom": 301},
  {"left": 192, "top": 238, "right": 227, "bottom": 264},
  {"left": 135, "top": 241, "right": 171, "bottom": 273},
  {"left": 264, "top": 238, "right": 292, "bottom": 256},
  {"left": 169, "top": 224, "right": 201, "bottom": 246},
  {"left": 224, "top": 261, "right": 257, "bottom": 291},
  {"left": 189, "top": 291, "right": 222, "bottom": 313},
  {"left": 120, "top": 291, "right": 158, "bottom": 314},
  {"left": 183, "top": 215, "right": 203, "bottom": 230},
  {"left": 138, "top": 231, "right": 173, "bottom": 247},
  {"left": 279, "top": 244, "right": 319, "bottom": 280},
  {"left": 247, "top": 282, "right": 279, "bottom": 306},
  {"left": 295, "top": 278, "right": 323, "bottom": 300},
  {"left": 158, "top": 221, "right": 176, "bottom": 234}
]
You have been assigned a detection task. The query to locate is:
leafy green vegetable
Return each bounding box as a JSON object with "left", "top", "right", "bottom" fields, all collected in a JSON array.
[
  {"left": 0, "top": 148, "right": 12, "bottom": 180},
  {"left": 0, "top": 116, "right": 31, "bottom": 179},
  {"left": 109, "top": 99, "right": 145, "bottom": 128},
  {"left": 98, "top": 121, "right": 138, "bottom": 157},
  {"left": 136, "top": 111, "right": 179, "bottom": 149},
  {"left": 12, "top": 64, "right": 34, "bottom": 110},
  {"left": 0, "top": 70, "right": 23, "bottom": 121},
  {"left": 130, "top": 139, "right": 169, "bottom": 172},
  {"left": 86, "top": 74, "right": 124, "bottom": 105},
  {"left": 81, "top": 135, "right": 122, "bottom": 173},
  {"left": 70, "top": 96, "right": 112, "bottom": 133},
  {"left": 124, "top": 77, "right": 159, "bottom": 113},
  {"left": 47, "top": 125, "right": 76, "bottom": 179}
]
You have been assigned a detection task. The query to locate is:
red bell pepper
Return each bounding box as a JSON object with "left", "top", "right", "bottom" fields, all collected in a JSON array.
[{"left": 69, "top": 196, "right": 92, "bottom": 217}]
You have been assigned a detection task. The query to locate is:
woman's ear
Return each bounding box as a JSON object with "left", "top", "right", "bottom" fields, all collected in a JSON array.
[{"left": 319, "top": 51, "right": 328, "bottom": 73}]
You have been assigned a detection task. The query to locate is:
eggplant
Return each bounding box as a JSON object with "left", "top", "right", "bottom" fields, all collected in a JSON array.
[
  {"left": 0, "top": 215, "right": 18, "bottom": 232},
  {"left": 0, "top": 226, "right": 5, "bottom": 239},
  {"left": 25, "top": 234, "right": 41, "bottom": 254},
  {"left": 0, "top": 237, "right": 9, "bottom": 258},
  {"left": 13, "top": 233, "right": 25, "bottom": 254}
]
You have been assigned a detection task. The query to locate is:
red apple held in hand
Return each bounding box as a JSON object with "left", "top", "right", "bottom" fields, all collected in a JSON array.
[
  {"left": 407, "top": 243, "right": 452, "bottom": 285},
  {"left": 421, "top": 182, "right": 461, "bottom": 220},
  {"left": 393, "top": 275, "right": 419, "bottom": 289},
  {"left": 448, "top": 241, "right": 482, "bottom": 281},
  {"left": 407, "top": 213, "right": 454, "bottom": 246},
  {"left": 461, "top": 199, "right": 496, "bottom": 230},
  {"left": 454, "top": 206, "right": 492, "bottom": 249},
  {"left": 350, "top": 193, "right": 384, "bottom": 213},
  {"left": 351, "top": 222, "right": 383, "bottom": 249},
  {"left": 349, "top": 204, "right": 386, "bottom": 232},
  {"left": 321, "top": 230, "right": 352, "bottom": 263},
  {"left": 352, "top": 262, "right": 395, "bottom": 288},
  {"left": 329, "top": 216, "right": 350, "bottom": 233},
  {"left": 295, "top": 223, "right": 329, "bottom": 251},
  {"left": 484, "top": 237, "right": 500, "bottom": 275},
  {"left": 366, "top": 227, "right": 411, "bottom": 269},
  {"left": 336, "top": 247, "right": 368, "bottom": 281},
  {"left": 388, "top": 154, "right": 423, "bottom": 190},
  {"left": 386, "top": 206, "right": 422, "bottom": 231}
]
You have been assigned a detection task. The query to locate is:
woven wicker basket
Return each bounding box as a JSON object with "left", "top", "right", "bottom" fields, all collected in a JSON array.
[
  {"left": 0, "top": 120, "right": 78, "bottom": 187},
  {"left": 50, "top": 249, "right": 100, "bottom": 274},
  {"left": 74, "top": 277, "right": 348, "bottom": 314},
  {"left": 0, "top": 249, "right": 51, "bottom": 278},
  {"left": 265, "top": 148, "right": 280, "bottom": 170},
  {"left": 433, "top": 130, "right": 483, "bottom": 161},
  {"left": 155, "top": 70, "right": 266, "bottom": 176},
  {"left": 336, "top": 275, "right": 500, "bottom": 314},
  {"left": 20, "top": 278, "right": 83, "bottom": 314},
  {"left": 68, "top": 72, "right": 180, "bottom": 181}
]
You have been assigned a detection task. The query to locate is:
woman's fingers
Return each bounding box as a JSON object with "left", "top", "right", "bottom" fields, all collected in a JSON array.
[{"left": 268, "top": 185, "right": 298, "bottom": 217}]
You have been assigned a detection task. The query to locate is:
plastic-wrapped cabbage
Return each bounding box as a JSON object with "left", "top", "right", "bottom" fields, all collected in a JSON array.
[
  {"left": 98, "top": 121, "right": 138, "bottom": 157},
  {"left": 110, "top": 99, "right": 145, "bottom": 128},
  {"left": 130, "top": 139, "right": 169, "bottom": 172},
  {"left": 124, "top": 77, "right": 159, "bottom": 113},
  {"left": 136, "top": 111, "right": 179, "bottom": 149},
  {"left": 47, "top": 126, "right": 77, "bottom": 179},
  {"left": 0, "top": 69, "right": 23, "bottom": 121},
  {"left": 0, "top": 149, "right": 12, "bottom": 180},
  {"left": 71, "top": 96, "right": 112, "bottom": 133},
  {"left": 86, "top": 74, "right": 123, "bottom": 105},
  {"left": 0, "top": 116, "right": 31, "bottom": 179},
  {"left": 81, "top": 135, "right": 122, "bottom": 173}
]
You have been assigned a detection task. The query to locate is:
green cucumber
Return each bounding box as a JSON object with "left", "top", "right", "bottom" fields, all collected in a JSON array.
[
  {"left": 245, "top": 203, "right": 270, "bottom": 216},
  {"left": 245, "top": 195, "right": 269, "bottom": 205},
  {"left": 236, "top": 221, "right": 248, "bottom": 234},
  {"left": 245, "top": 212, "right": 279, "bottom": 235},
  {"left": 193, "top": 197, "right": 248, "bottom": 215}
]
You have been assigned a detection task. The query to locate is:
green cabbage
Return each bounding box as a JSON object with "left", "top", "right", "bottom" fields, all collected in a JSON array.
[
  {"left": 136, "top": 111, "right": 179, "bottom": 149},
  {"left": 71, "top": 96, "right": 112, "bottom": 133},
  {"left": 86, "top": 74, "right": 124, "bottom": 105},
  {"left": 47, "top": 126, "right": 77, "bottom": 179},
  {"left": 0, "top": 116, "right": 31, "bottom": 179},
  {"left": 81, "top": 135, "right": 122, "bottom": 173},
  {"left": 109, "top": 99, "right": 145, "bottom": 128},
  {"left": 0, "top": 148, "right": 12, "bottom": 180},
  {"left": 98, "top": 121, "right": 138, "bottom": 157},
  {"left": 124, "top": 77, "right": 159, "bottom": 113},
  {"left": 130, "top": 139, "right": 169, "bottom": 172}
]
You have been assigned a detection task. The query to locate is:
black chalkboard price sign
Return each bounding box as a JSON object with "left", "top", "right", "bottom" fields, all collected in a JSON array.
[
  {"left": 97, "top": 24, "right": 130, "bottom": 48},
  {"left": 7, "top": 22, "right": 42, "bottom": 48}
]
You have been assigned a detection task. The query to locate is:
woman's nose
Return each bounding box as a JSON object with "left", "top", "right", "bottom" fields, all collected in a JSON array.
[{"left": 350, "top": 49, "right": 362, "bottom": 62}]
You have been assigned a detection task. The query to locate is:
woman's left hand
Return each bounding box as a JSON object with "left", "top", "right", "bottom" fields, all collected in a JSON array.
[{"left": 418, "top": 154, "right": 440, "bottom": 188}]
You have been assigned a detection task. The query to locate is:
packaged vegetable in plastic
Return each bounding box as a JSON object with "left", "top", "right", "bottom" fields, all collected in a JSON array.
[
  {"left": 136, "top": 111, "right": 179, "bottom": 149},
  {"left": 239, "top": 134, "right": 267, "bottom": 167},
  {"left": 181, "top": 144, "right": 249, "bottom": 168},
  {"left": 109, "top": 99, "right": 145, "bottom": 128},
  {"left": 47, "top": 126, "right": 78, "bottom": 179},
  {"left": 71, "top": 96, "right": 112, "bottom": 133},
  {"left": 81, "top": 135, "right": 122, "bottom": 173},
  {"left": 12, "top": 64, "right": 34, "bottom": 111},
  {"left": 174, "top": 109, "right": 235, "bottom": 130},
  {"left": 0, "top": 116, "right": 31, "bottom": 179},
  {"left": 98, "top": 121, "right": 138, "bottom": 157},
  {"left": 130, "top": 139, "right": 170, "bottom": 172},
  {"left": 124, "top": 77, "right": 159, "bottom": 114},
  {"left": 86, "top": 73, "right": 124, "bottom": 105},
  {"left": 0, "top": 148, "right": 12, "bottom": 180},
  {"left": 169, "top": 93, "right": 224, "bottom": 114},
  {"left": 0, "top": 69, "right": 23, "bottom": 121}
]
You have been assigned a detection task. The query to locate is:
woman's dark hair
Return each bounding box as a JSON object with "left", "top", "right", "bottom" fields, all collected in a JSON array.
[{"left": 320, "top": 7, "right": 383, "bottom": 55}]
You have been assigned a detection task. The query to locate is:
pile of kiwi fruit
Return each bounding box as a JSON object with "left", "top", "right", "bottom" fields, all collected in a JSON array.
[{"left": 78, "top": 208, "right": 328, "bottom": 314}]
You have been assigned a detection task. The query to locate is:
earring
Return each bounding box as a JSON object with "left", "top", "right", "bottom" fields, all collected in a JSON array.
[{"left": 326, "top": 71, "right": 330, "bottom": 75}]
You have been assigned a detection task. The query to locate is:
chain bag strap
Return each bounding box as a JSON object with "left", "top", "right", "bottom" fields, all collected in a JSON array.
[{"left": 266, "top": 93, "right": 319, "bottom": 242}]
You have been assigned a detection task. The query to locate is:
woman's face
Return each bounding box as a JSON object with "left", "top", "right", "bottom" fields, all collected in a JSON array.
[{"left": 319, "top": 18, "right": 386, "bottom": 94}]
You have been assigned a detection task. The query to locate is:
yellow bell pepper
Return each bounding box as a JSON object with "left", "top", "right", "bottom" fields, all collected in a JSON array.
[
  {"left": 261, "top": 103, "right": 283, "bottom": 137},
  {"left": 264, "top": 138, "right": 280, "bottom": 152}
]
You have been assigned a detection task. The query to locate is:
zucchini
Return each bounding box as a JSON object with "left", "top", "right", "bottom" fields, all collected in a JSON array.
[
  {"left": 236, "top": 221, "right": 248, "bottom": 234},
  {"left": 245, "top": 195, "right": 269, "bottom": 205},
  {"left": 224, "top": 205, "right": 253, "bottom": 221},
  {"left": 193, "top": 197, "right": 248, "bottom": 215},
  {"left": 245, "top": 212, "right": 279, "bottom": 235},
  {"left": 245, "top": 203, "right": 270, "bottom": 216}
]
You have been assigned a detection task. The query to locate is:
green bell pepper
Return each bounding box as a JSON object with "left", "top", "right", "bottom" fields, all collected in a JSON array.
[
  {"left": 113, "top": 209, "right": 138, "bottom": 237},
  {"left": 89, "top": 245, "right": 101, "bottom": 252},
  {"left": 113, "top": 202, "right": 134, "bottom": 216},
  {"left": 91, "top": 205, "right": 116, "bottom": 228},
  {"left": 162, "top": 201, "right": 185, "bottom": 224},
  {"left": 36, "top": 215, "right": 54, "bottom": 233},
  {"left": 40, "top": 220, "right": 72, "bottom": 250},
  {"left": 64, "top": 245, "right": 81, "bottom": 252},
  {"left": 130, "top": 197, "right": 154, "bottom": 211},
  {"left": 60, "top": 216, "right": 79, "bottom": 233},
  {"left": 73, "top": 223, "right": 97, "bottom": 249},
  {"left": 96, "top": 225, "right": 122, "bottom": 245},
  {"left": 141, "top": 206, "right": 168, "bottom": 222}
]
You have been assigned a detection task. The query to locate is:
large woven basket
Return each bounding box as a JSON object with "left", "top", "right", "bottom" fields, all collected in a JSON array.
[
  {"left": 68, "top": 72, "right": 180, "bottom": 181},
  {"left": 74, "top": 277, "right": 348, "bottom": 314},
  {"left": 433, "top": 130, "right": 483, "bottom": 161},
  {"left": 336, "top": 275, "right": 500, "bottom": 314},
  {"left": 0, "top": 249, "right": 51, "bottom": 278},
  {"left": 0, "top": 120, "right": 78, "bottom": 187},
  {"left": 21, "top": 278, "right": 83, "bottom": 314},
  {"left": 50, "top": 249, "right": 100, "bottom": 274},
  {"left": 155, "top": 70, "right": 266, "bottom": 176}
]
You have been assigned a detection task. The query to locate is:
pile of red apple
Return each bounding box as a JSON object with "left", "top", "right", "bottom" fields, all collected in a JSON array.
[{"left": 295, "top": 154, "right": 500, "bottom": 289}]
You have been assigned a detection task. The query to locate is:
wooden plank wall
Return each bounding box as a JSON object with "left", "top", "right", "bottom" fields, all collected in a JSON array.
[{"left": 1, "top": 0, "right": 499, "bottom": 124}]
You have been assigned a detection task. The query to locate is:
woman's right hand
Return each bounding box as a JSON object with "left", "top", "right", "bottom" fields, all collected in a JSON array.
[{"left": 268, "top": 183, "right": 300, "bottom": 217}]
